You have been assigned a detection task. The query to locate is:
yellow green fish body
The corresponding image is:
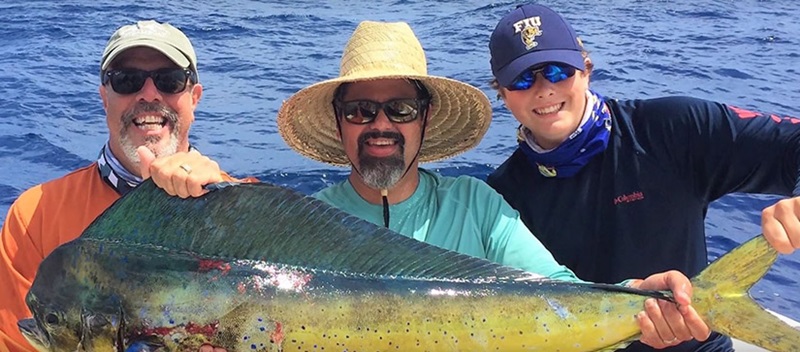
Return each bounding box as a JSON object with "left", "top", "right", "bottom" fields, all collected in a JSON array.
[{"left": 19, "top": 181, "right": 800, "bottom": 351}]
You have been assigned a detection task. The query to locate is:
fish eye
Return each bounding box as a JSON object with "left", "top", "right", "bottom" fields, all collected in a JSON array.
[{"left": 44, "top": 313, "right": 60, "bottom": 325}]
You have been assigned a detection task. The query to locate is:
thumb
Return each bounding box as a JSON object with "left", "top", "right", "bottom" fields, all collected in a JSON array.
[{"left": 137, "top": 146, "right": 156, "bottom": 179}]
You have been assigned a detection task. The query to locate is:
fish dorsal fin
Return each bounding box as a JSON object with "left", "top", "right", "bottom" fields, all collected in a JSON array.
[{"left": 79, "top": 180, "right": 535, "bottom": 282}]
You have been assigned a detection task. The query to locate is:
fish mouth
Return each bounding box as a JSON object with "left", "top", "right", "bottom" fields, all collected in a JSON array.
[{"left": 18, "top": 318, "right": 48, "bottom": 349}]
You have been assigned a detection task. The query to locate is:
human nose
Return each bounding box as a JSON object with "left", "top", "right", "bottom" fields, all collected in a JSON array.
[
  {"left": 370, "top": 108, "right": 394, "bottom": 129},
  {"left": 530, "top": 73, "right": 556, "bottom": 99},
  {"left": 136, "top": 77, "right": 162, "bottom": 102}
]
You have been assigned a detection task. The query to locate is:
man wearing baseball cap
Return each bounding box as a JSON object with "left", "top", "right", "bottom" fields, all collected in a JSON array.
[
  {"left": 486, "top": 3, "right": 800, "bottom": 351},
  {"left": 0, "top": 20, "right": 241, "bottom": 351}
]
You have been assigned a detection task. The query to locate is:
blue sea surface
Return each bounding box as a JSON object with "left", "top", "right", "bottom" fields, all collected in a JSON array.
[{"left": 0, "top": 0, "right": 798, "bottom": 320}]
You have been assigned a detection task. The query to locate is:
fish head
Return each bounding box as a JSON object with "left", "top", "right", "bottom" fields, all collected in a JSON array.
[
  {"left": 21, "top": 290, "right": 123, "bottom": 351},
  {"left": 19, "top": 290, "right": 81, "bottom": 351},
  {"left": 21, "top": 244, "right": 125, "bottom": 351}
]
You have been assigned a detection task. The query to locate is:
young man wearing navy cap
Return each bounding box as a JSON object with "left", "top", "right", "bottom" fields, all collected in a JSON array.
[{"left": 487, "top": 3, "right": 800, "bottom": 351}]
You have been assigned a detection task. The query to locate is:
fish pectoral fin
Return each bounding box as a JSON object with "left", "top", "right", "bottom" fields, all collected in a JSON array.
[
  {"left": 124, "top": 339, "right": 167, "bottom": 352},
  {"left": 78, "top": 312, "right": 117, "bottom": 351}
]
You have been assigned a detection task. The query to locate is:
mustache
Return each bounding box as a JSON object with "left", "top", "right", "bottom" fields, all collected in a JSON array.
[
  {"left": 357, "top": 131, "right": 405, "bottom": 147},
  {"left": 121, "top": 102, "right": 179, "bottom": 127}
]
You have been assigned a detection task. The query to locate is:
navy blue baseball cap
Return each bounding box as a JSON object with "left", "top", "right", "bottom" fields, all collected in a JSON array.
[{"left": 490, "top": 4, "right": 585, "bottom": 87}]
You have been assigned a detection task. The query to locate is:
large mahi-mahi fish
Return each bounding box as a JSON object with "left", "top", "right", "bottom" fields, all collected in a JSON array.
[{"left": 18, "top": 180, "right": 800, "bottom": 351}]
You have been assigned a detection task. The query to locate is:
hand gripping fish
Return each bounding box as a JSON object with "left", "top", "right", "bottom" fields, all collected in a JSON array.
[{"left": 18, "top": 180, "right": 800, "bottom": 351}]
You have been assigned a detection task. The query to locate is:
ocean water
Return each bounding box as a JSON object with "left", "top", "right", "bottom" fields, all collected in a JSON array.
[{"left": 0, "top": 0, "right": 798, "bottom": 320}]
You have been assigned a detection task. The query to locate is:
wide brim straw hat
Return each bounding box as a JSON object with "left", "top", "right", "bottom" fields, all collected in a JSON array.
[{"left": 277, "top": 21, "right": 492, "bottom": 166}]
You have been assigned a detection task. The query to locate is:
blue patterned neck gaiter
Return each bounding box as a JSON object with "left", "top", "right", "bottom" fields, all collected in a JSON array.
[
  {"left": 97, "top": 143, "right": 143, "bottom": 196},
  {"left": 517, "top": 90, "right": 612, "bottom": 178}
]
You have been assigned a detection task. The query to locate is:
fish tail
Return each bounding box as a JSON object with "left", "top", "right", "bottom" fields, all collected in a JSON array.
[{"left": 691, "top": 235, "right": 800, "bottom": 351}]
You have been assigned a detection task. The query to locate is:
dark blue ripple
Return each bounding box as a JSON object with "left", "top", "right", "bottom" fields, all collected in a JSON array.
[
  {"left": 0, "top": 134, "right": 91, "bottom": 171},
  {"left": 714, "top": 68, "right": 755, "bottom": 79},
  {"left": 0, "top": 184, "right": 20, "bottom": 209}
]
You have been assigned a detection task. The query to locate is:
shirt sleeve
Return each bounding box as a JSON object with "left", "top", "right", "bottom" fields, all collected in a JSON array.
[
  {"left": 633, "top": 97, "right": 800, "bottom": 200},
  {"left": 0, "top": 189, "right": 44, "bottom": 352},
  {"left": 709, "top": 103, "right": 800, "bottom": 198}
]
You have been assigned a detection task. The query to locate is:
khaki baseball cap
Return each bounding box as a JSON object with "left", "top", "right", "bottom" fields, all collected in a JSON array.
[{"left": 100, "top": 20, "right": 198, "bottom": 80}]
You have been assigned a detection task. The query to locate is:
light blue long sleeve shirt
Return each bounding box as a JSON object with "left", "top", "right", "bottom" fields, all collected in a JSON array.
[{"left": 313, "top": 168, "right": 582, "bottom": 282}]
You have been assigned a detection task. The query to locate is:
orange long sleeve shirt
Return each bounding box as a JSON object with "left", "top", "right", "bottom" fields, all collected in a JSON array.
[{"left": 0, "top": 163, "right": 245, "bottom": 351}]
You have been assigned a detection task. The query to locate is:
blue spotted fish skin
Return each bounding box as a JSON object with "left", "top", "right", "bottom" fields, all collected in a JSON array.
[
  {"left": 57, "top": 243, "right": 642, "bottom": 351},
  {"left": 22, "top": 181, "right": 800, "bottom": 351}
]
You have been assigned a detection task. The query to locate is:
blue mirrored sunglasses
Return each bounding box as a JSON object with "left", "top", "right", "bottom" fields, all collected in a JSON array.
[{"left": 507, "top": 63, "right": 577, "bottom": 91}]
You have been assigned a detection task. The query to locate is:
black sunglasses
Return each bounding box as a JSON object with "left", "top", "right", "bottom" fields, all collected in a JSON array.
[
  {"left": 334, "top": 98, "right": 428, "bottom": 124},
  {"left": 102, "top": 68, "right": 197, "bottom": 95}
]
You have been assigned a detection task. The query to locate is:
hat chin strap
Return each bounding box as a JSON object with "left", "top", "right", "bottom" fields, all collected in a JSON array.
[{"left": 339, "top": 108, "right": 429, "bottom": 229}]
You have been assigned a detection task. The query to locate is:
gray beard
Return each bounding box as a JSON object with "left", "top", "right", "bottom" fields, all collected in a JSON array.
[
  {"left": 118, "top": 102, "right": 181, "bottom": 171},
  {"left": 358, "top": 153, "right": 405, "bottom": 190},
  {"left": 120, "top": 132, "right": 179, "bottom": 171}
]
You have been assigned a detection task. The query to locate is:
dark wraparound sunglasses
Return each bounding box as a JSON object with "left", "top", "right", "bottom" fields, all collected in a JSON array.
[
  {"left": 102, "top": 68, "right": 197, "bottom": 95},
  {"left": 507, "top": 63, "right": 577, "bottom": 91},
  {"left": 334, "top": 98, "right": 429, "bottom": 124}
]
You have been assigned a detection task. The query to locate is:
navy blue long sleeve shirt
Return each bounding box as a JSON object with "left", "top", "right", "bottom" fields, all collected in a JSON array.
[{"left": 488, "top": 96, "right": 800, "bottom": 351}]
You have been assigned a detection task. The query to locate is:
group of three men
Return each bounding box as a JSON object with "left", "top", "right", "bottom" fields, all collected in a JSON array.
[{"left": 2, "top": 3, "right": 799, "bottom": 352}]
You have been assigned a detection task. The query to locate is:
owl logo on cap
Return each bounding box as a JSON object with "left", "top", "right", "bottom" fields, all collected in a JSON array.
[
  {"left": 521, "top": 26, "right": 542, "bottom": 50},
  {"left": 513, "top": 16, "right": 543, "bottom": 50}
]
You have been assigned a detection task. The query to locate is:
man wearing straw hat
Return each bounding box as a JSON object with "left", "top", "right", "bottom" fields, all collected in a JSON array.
[
  {"left": 275, "top": 20, "right": 584, "bottom": 281},
  {"left": 151, "top": 20, "right": 711, "bottom": 347}
]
